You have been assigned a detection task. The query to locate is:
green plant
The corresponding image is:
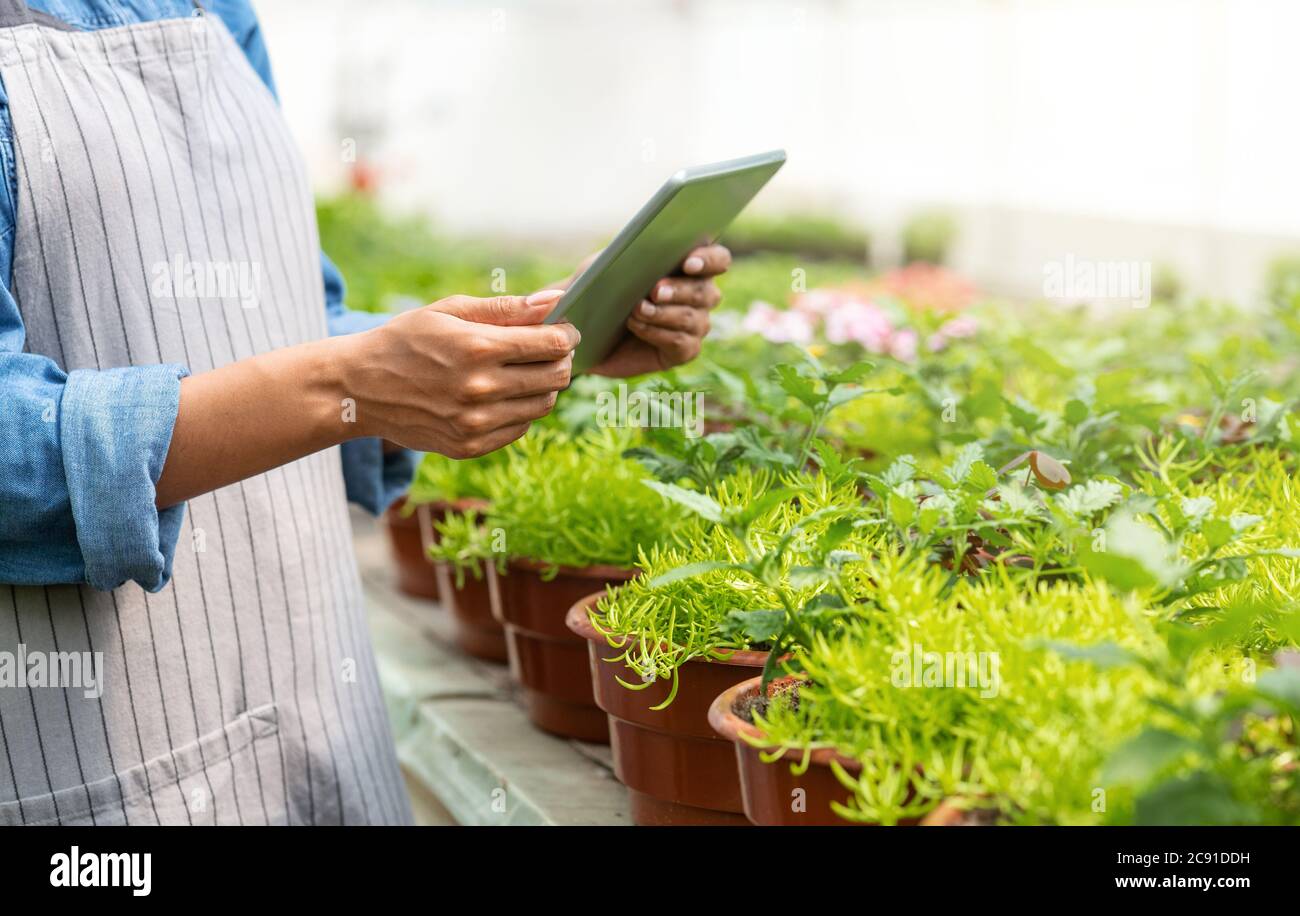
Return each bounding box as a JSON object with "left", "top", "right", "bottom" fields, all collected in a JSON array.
[
  {"left": 901, "top": 210, "right": 957, "bottom": 265},
  {"left": 592, "top": 468, "right": 874, "bottom": 698},
  {"left": 316, "top": 193, "right": 570, "bottom": 313},
  {"left": 483, "top": 427, "right": 688, "bottom": 571},
  {"left": 425, "top": 509, "right": 504, "bottom": 586},
  {"left": 407, "top": 450, "right": 508, "bottom": 507},
  {"left": 721, "top": 212, "right": 870, "bottom": 263}
]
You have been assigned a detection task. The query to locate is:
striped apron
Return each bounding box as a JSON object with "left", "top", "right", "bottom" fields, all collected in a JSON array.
[{"left": 0, "top": 2, "right": 412, "bottom": 824}]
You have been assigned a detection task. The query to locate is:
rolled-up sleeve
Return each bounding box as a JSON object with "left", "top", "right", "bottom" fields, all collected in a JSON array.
[
  {"left": 0, "top": 351, "right": 188, "bottom": 592},
  {"left": 322, "top": 251, "right": 418, "bottom": 515}
]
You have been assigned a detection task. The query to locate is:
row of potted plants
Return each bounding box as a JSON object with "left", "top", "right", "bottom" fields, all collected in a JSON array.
[{"left": 387, "top": 267, "right": 1300, "bottom": 826}]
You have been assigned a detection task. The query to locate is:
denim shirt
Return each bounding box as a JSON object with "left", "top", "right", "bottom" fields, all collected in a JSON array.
[{"left": 0, "top": 0, "right": 417, "bottom": 591}]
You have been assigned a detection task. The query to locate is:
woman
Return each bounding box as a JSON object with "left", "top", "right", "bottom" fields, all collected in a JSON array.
[{"left": 0, "top": 0, "right": 727, "bottom": 825}]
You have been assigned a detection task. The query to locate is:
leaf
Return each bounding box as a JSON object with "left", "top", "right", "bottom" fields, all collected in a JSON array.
[
  {"left": 888, "top": 491, "right": 917, "bottom": 528},
  {"left": 1082, "top": 513, "right": 1185, "bottom": 590},
  {"left": 1202, "top": 517, "right": 1235, "bottom": 552},
  {"left": 877, "top": 455, "right": 917, "bottom": 489},
  {"left": 773, "top": 364, "right": 823, "bottom": 409},
  {"left": 645, "top": 560, "right": 733, "bottom": 589},
  {"left": 736, "top": 485, "right": 805, "bottom": 528},
  {"left": 1004, "top": 397, "right": 1047, "bottom": 434},
  {"left": 1081, "top": 550, "right": 1160, "bottom": 590},
  {"left": 1179, "top": 496, "right": 1216, "bottom": 528},
  {"left": 642, "top": 480, "right": 723, "bottom": 523},
  {"left": 987, "top": 480, "right": 1042, "bottom": 519},
  {"left": 826, "top": 360, "right": 876, "bottom": 385},
  {"left": 719, "top": 609, "right": 785, "bottom": 645},
  {"left": 1101, "top": 729, "right": 1197, "bottom": 786},
  {"left": 787, "top": 566, "right": 830, "bottom": 588},
  {"left": 1230, "top": 513, "right": 1263, "bottom": 534},
  {"left": 944, "top": 443, "right": 985, "bottom": 486},
  {"left": 1063, "top": 398, "right": 1090, "bottom": 426},
  {"left": 818, "top": 517, "right": 855, "bottom": 557},
  {"left": 963, "top": 460, "right": 999, "bottom": 494},
  {"left": 1055, "top": 480, "right": 1123, "bottom": 519}
]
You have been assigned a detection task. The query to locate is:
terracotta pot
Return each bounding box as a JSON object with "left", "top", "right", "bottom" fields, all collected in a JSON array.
[
  {"left": 709, "top": 675, "right": 866, "bottom": 826},
  {"left": 488, "top": 559, "right": 636, "bottom": 743},
  {"left": 433, "top": 562, "right": 508, "bottom": 663},
  {"left": 566, "top": 592, "right": 765, "bottom": 826},
  {"left": 383, "top": 496, "right": 440, "bottom": 600},
  {"left": 384, "top": 496, "right": 491, "bottom": 601}
]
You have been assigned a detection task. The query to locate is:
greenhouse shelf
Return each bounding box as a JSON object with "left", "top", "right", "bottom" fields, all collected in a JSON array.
[{"left": 354, "top": 508, "right": 632, "bottom": 827}]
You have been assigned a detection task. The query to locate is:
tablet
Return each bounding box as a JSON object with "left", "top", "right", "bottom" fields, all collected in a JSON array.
[{"left": 545, "top": 149, "right": 786, "bottom": 372}]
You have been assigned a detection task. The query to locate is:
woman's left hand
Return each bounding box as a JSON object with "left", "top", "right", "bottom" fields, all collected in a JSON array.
[{"left": 585, "top": 243, "right": 731, "bottom": 378}]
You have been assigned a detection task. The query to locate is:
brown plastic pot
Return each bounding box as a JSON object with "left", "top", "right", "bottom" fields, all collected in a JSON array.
[
  {"left": 384, "top": 496, "right": 439, "bottom": 600},
  {"left": 566, "top": 592, "right": 765, "bottom": 826},
  {"left": 709, "top": 675, "right": 867, "bottom": 826},
  {"left": 488, "top": 559, "right": 636, "bottom": 743},
  {"left": 384, "top": 496, "right": 490, "bottom": 601},
  {"left": 433, "top": 562, "right": 507, "bottom": 662}
]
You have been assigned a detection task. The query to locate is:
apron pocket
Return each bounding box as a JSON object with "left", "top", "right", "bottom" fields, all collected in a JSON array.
[{"left": 0, "top": 703, "right": 281, "bottom": 826}]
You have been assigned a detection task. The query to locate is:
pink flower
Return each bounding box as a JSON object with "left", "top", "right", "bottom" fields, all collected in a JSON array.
[
  {"left": 741, "top": 301, "right": 815, "bottom": 344},
  {"left": 938, "top": 316, "right": 978, "bottom": 338},
  {"left": 927, "top": 316, "right": 980, "bottom": 352},
  {"left": 888, "top": 328, "right": 919, "bottom": 363},
  {"left": 792, "top": 289, "right": 843, "bottom": 317},
  {"left": 824, "top": 300, "right": 894, "bottom": 352}
]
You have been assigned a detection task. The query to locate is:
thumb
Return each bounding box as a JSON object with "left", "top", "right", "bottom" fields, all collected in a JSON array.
[{"left": 428, "top": 289, "right": 565, "bottom": 326}]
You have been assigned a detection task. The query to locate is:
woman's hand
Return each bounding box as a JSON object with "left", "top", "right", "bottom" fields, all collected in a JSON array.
[
  {"left": 157, "top": 291, "right": 576, "bottom": 508},
  {"left": 347, "top": 290, "right": 577, "bottom": 457},
  {"left": 579, "top": 244, "right": 732, "bottom": 378}
]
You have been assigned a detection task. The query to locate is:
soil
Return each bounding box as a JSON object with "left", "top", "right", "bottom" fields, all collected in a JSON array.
[{"left": 733, "top": 680, "right": 802, "bottom": 724}]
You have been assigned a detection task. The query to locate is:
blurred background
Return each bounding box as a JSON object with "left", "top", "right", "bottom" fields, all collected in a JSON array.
[{"left": 259, "top": 0, "right": 1300, "bottom": 308}]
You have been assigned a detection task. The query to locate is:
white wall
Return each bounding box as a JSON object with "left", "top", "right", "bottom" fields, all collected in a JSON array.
[{"left": 257, "top": 0, "right": 1300, "bottom": 302}]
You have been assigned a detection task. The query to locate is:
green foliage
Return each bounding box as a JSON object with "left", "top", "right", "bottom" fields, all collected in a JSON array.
[
  {"left": 901, "top": 210, "right": 957, "bottom": 265},
  {"left": 316, "top": 193, "right": 570, "bottom": 313},
  {"left": 425, "top": 509, "right": 503, "bottom": 586},
  {"left": 407, "top": 450, "right": 507, "bottom": 507},
  {"left": 482, "top": 427, "right": 688, "bottom": 570},
  {"left": 334, "top": 197, "right": 1300, "bottom": 825},
  {"left": 721, "top": 212, "right": 869, "bottom": 263}
]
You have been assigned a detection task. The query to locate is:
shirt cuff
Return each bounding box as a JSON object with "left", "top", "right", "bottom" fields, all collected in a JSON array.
[
  {"left": 340, "top": 438, "right": 420, "bottom": 515},
  {"left": 60, "top": 364, "right": 189, "bottom": 593}
]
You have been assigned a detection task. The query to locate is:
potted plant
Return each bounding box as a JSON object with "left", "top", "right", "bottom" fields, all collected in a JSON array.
[
  {"left": 481, "top": 427, "right": 688, "bottom": 742},
  {"left": 385, "top": 450, "right": 500, "bottom": 601},
  {"left": 426, "top": 508, "right": 508, "bottom": 662},
  {"left": 567, "top": 467, "right": 867, "bottom": 824}
]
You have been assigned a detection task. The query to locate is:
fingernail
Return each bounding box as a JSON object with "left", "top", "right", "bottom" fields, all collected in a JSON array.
[
  {"left": 656, "top": 283, "right": 673, "bottom": 302},
  {"left": 684, "top": 256, "right": 704, "bottom": 274},
  {"left": 640, "top": 301, "right": 657, "bottom": 317},
  {"left": 526, "top": 289, "right": 565, "bottom": 306}
]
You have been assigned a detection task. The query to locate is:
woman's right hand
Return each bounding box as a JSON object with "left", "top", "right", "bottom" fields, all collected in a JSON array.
[{"left": 344, "top": 289, "right": 579, "bottom": 458}]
